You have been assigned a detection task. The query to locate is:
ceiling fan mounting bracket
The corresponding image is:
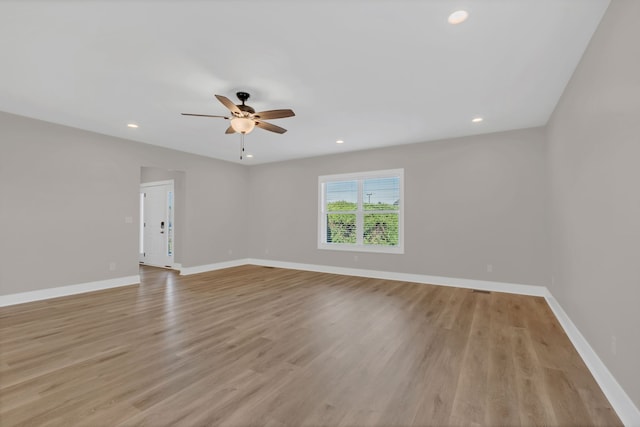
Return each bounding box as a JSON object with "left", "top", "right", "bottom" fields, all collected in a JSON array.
[
  {"left": 236, "top": 91, "right": 250, "bottom": 104},
  {"left": 235, "top": 91, "right": 255, "bottom": 114}
]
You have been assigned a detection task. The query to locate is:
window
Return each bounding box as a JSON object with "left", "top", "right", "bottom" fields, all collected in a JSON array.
[{"left": 318, "top": 169, "right": 404, "bottom": 254}]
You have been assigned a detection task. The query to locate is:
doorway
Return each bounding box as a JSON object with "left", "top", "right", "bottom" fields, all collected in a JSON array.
[{"left": 140, "top": 180, "right": 174, "bottom": 268}]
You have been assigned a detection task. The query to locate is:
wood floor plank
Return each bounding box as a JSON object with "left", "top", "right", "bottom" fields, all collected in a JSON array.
[
  {"left": 0, "top": 265, "right": 622, "bottom": 427},
  {"left": 448, "top": 292, "right": 490, "bottom": 426},
  {"left": 512, "top": 327, "right": 558, "bottom": 426}
]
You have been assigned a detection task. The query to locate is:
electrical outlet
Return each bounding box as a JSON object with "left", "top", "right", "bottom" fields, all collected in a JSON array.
[
  {"left": 354, "top": 255, "right": 358, "bottom": 262},
  {"left": 227, "top": 249, "right": 233, "bottom": 255},
  {"left": 109, "top": 262, "right": 116, "bottom": 271},
  {"left": 487, "top": 264, "right": 493, "bottom": 273},
  {"left": 265, "top": 248, "right": 270, "bottom": 255},
  {"left": 125, "top": 216, "right": 133, "bottom": 224}
]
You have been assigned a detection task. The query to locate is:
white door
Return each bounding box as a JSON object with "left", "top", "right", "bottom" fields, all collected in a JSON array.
[{"left": 140, "top": 181, "right": 174, "bottom": 268}]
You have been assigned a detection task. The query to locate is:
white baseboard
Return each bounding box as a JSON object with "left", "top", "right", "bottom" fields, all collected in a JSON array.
[
  {"left": 246, "top": 258, "right": 547, "bottom": 296},
  {"left": 0, "top": 275, "right": 140, "bottom": 307},
  {"left": 179, "top": 259, "right": 249, "bottom": 276},
  {"left": 544, "top": 293, "right": 640, "bottom": 427}
]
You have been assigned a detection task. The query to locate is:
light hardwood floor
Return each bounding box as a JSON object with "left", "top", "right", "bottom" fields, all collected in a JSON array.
[{"left": 0, "top": 265, "right": 621, "bottom": 426}]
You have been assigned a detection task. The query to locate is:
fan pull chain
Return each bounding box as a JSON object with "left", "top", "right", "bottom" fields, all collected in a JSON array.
[{"left": 240, "top": 133, "right": 245, "bottom": 160}]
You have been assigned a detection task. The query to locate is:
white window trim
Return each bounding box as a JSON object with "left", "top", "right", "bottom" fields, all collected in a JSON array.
[{"left": 318, "top": 168, "right": 404, "bottom": 254}]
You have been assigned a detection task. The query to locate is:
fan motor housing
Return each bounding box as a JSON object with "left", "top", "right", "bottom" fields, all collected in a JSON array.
[{"left": 238, "top": 104, "right": 255, "bottom": 114}]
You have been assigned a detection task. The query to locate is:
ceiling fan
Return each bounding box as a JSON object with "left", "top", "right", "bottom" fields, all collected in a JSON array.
[{"left": 182, "top": 91, "right": 295, "bottom": 135}]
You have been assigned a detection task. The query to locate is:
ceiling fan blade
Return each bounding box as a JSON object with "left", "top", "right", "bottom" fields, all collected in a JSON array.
[
  {"left": 181, "top": 113, "right": 229, "bottom": 118},
  {"left": 215, "top": 94, "right": 241, "bottom": 115},
  {"left": 254, "top": 109, "right": 295, "bottom": 120},
  {"left": 225, "top": 126, "right": 236, "bottom": 134},
  {"left": 256, "top": 120, "right": 287, "bottom": 134}
]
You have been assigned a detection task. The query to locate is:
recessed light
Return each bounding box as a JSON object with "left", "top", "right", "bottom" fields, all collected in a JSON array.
[
  {"left": 448, "top": 10, "right": 469, "bottom": 25},
  {"left": 127, "top": 123, "right": 139, "bottom": 128},
  {"left": 246, "top": 154, "right": 254, "bottom": 158},
  {"left": 472, "top": 117, "right": 483, "bottom": 123},
  {"left": 336, "top": 140, "right": 344, "bottom": 144}
]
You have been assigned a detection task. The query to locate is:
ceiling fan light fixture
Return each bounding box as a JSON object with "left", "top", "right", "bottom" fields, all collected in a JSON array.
[{"left": 230, "top": 117, "right": 256, "bottom": 134}]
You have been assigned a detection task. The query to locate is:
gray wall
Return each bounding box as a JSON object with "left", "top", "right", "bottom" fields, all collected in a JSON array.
[
  {"left": 248, "top": 127, "right": 550, "bottom": 286},
  {"left": 547, "top": 0, "right": 640, "bottom": 407},
  {"left": 0, "top": 112, "right": 248, "bottom": 295},
  {"left": 0, "top": 112, "right": 551, "bottom": 295}
]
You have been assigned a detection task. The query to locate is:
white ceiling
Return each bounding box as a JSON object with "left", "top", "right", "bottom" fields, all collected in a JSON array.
[{"left": 0, "top": 0, "right": 610, "bottom": 165}]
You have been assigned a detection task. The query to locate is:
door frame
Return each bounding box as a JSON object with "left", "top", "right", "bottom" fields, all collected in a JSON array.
[{"left": 140, "top": 180, "right": 175, "bottom": 268}]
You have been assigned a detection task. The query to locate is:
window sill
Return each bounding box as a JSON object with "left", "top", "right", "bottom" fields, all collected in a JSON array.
[{"left": 318, "top": 243, "right": 404, "bottom": 254}]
